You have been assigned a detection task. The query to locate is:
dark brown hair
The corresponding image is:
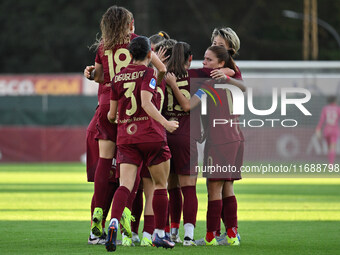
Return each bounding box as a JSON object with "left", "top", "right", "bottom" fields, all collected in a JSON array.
[
  {"left": 207, "top": 46, "right": 237, "bottom": 71},
  {"left": 154, "top": 39, "right": 177, "bottom": 63},
  {"left": 166, "top": 42, "right": 192, "bottom": 78}
]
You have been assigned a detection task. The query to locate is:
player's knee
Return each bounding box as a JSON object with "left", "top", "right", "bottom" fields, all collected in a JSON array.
[
  {"left": 153, "top": 180, "right": 167, "bottom": 189},
  {"left": 120, "top": 180, "right": 135, "bottom": 192},
  {"left": 179, "top": 175, "right": 196, "bottom": 187}
]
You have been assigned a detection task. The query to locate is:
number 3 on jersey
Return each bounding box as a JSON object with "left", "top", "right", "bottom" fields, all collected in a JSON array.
[
  {"left": 124, "top": 81, "right": 164, "bottom": 115},
  {"left": 104, "top": 49, "right": 131, "bottom": 80},
  {"left": 124, "top": 82, "right": 137, "bottom": 116}
]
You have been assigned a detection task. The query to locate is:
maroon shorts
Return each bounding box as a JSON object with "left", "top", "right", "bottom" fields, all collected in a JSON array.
[
  {"left": 167, "top": 134, "right": 198, "bottom": 176},
  {"left": 140, "top": 162, "right": 151, "bottom": 178},
  {"left": 117, "top": 141, "right": 171, "bottom": 167},
  {"left": 95, "top": 103, "right": 117, "bottom": 143},
  {"left": 86, "top": 124, "right": 117, "bottom": 183},
  {"left": 203, "top": 141, "right": 243, "bottom": 181}
]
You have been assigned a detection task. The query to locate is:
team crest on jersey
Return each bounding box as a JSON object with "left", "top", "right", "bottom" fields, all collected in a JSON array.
[
  {"left": 127, "top": 123, "right": 137, "bottom": 135},
  {"left": 149, "top": 78, "right": 156, "bottom": 89}
]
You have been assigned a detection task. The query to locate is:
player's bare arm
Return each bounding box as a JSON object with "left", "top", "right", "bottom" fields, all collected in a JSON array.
[
  {"left": 165, "top": 72, "right": 202, "bottom": 112},
  {"left": 107, "top": 100, "right": 117, "bottom": 123},
  {"left": 141, "top": 90, "right": 178, "bottom": 133},
  {"left": 219, "top": 67, "right": 235, "bottom": 76},
  {"left": 165, "top": 73, "right": 190, "bottom": 112}
]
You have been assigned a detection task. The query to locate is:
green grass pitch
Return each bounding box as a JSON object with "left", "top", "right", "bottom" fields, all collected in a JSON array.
[{"left": 0, "top": 163, "right": 339, "bottom": 254}]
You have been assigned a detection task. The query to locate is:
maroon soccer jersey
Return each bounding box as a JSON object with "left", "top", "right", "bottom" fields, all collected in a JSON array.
[
  {"left": 205, "top": 66, "right": 244, "bottom": 145},
  {"left": 188, "top": 68, "right": 213, "bottom": 79},
  {"left": 234, "top": 65, "right": 242, "bottom": 80},
  {"left": 155, "top": 79, "right": 167, "bottom": 112},
  {"left": 162, "top": 68, "right": 211, "bottom": 137},
  {"left": 95, "top": 33, "right": 138, "bottom": 105},
  {"left": 111, "top": 64, "right": 166, "bottom": 145}
]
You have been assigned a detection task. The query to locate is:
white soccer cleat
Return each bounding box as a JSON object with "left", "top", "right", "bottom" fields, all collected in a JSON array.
[
  {"left": 88, "top": 231, "right": 106, "bottom": 245},
  {"left": 131, "top": 232, "right": 140, "bottom": 243},
  {"left": 183, "top": 236, "right": 196, "bottom": 246}
]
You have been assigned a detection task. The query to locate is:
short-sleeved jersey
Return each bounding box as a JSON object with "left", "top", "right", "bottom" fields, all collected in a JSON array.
[
  {"left": 111, "top": 64, "right": 166, "bottom": 145},
  {"left": 205, "top": 66, "right": 244, "bottom": 145},
  {"left": 162, "top": 68, "right": 212, "bottom": 138},
  {"left": 95, "top": 33, "right": 138, "bottom": 105},
  {"left": 317, "top": 104, "right": 340, "bottom": 135}
]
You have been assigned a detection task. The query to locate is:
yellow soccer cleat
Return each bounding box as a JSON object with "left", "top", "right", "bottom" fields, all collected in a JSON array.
[
  {"left": 91, "top": 207, "right": 103, "bottom": 237},
  {"left": 204, "top": 237, "right": 219, "bottom": 246},
  {"left": 120, "top": 207, "right": 135, "bottom": 238},
  {"left": 140, "top": 237, "right": 153, "bottom": 247},
  {"left": 227, "top": 235, "right": 240, "bottom": 246},
  {"left": 122, "top": 235, "right": 134, "bottom": 246}
]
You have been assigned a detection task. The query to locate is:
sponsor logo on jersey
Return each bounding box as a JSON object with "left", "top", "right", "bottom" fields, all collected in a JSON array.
[
  {"left": 149, "top": 78, "right": 156, "bottom": 89},
  {"left": 127, "top": 123, "right": 138, "bottom": 135}
]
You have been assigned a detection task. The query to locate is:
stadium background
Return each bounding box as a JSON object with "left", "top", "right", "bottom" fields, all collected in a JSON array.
[
  {"left": 1, "top": 0, "right": 340, "bottom": 164},
  {"left": 1, "top": 62, "right": 340, "bottom": 164},
  {"left": 0, "top": 1, "right": 340, "bottom": 255}
]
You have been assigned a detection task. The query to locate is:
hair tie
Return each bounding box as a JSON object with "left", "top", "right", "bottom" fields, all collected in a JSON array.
[{"left": 158, "top": 32, "right": 164, "bottom": 37}]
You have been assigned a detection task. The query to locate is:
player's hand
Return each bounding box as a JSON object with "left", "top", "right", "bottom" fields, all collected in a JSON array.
[
  {"left": 220, "top": 67, "right": 235, "bottom": 76},
  {"left": 210, "top": 69, "right": 229, "bottom": 81},
  {"left": 107, "top": 111, "right": 115, "bottom": 123},
  {"left": 164, "top": 120, "right": 179, "bottom": 133},
  {"left": 84, "top": 65, "right": 95, "bottom": 79},
  {"left": 165, "top": 73, "right": 177, "bottom": 87},
  {"left": 156, "top": 46, "right": 170, "bottom": 63}
]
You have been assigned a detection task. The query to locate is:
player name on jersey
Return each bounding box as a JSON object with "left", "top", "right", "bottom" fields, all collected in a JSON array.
[{"left": 114, "top": 70, "right": 146, "bottom": 83}]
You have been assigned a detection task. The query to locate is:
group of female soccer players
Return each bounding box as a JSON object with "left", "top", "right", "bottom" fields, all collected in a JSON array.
[{"left": 83, "top": 5, "right": 246, "bottom": 252}]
